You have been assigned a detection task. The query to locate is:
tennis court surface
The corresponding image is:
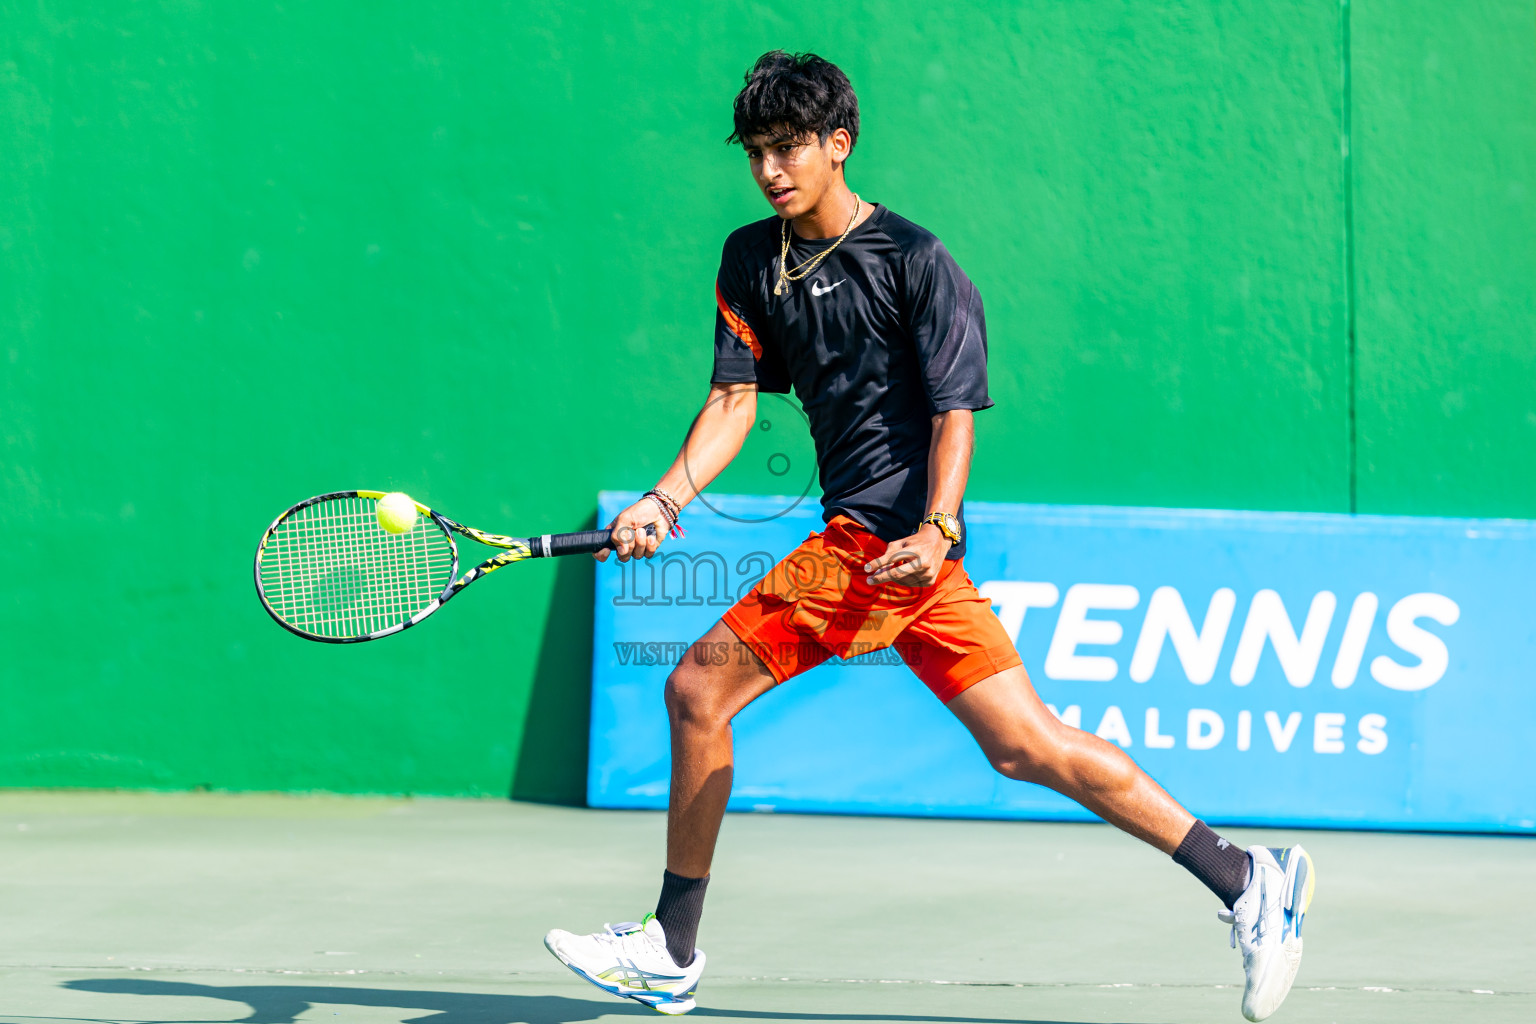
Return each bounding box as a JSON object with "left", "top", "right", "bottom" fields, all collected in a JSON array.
[{"left": 1, "top": 791, "right": 1528, "bottom": 1024}]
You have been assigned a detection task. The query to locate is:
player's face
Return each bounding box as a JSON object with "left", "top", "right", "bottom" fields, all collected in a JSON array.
[{"left": 743, "top": 129, "right": 849, "bottom": 219}]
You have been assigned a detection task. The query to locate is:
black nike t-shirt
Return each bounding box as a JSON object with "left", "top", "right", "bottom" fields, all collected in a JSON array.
[{"left": 712, "top": 205, "right": 992, "bottom": 560}]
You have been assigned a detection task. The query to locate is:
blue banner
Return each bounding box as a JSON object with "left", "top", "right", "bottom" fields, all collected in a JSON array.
[{"left": 589, "top": 492, "right": 1536, "bottom": 833}]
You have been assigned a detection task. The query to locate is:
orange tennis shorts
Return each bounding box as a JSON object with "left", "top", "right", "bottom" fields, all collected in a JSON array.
[{"left": 721, "top": 516, "right": 1022, "bottom": 703}]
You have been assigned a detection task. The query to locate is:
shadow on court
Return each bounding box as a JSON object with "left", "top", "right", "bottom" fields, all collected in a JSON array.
[{"left": 62, "top": 978, "right": 1133, "bottom": 1024}]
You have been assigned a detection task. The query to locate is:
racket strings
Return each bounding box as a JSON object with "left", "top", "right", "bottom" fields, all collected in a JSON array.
[{"left": 259, "top": 496, "right": 456, "bottom": 638}]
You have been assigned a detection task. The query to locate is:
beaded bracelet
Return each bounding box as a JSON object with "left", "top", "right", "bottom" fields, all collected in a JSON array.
[
  {"left": 650, "top": 486, "right": 684, "bottom": 517},
  {"left": 648, "top": 491, "right": 683, "bottom": 538},
  {"left": 643, "top": 493, "right": 676, "bottom": 530},
  {"left": 643, "top": 490, "right": 685, "bottom": 539},
  {"left": 647, "top": 488, "right": 681, "bottom": 521}
]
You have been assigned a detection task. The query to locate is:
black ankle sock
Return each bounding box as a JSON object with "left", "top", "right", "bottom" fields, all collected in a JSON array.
[
  {"left": 655, "top": 869, "right": 709, "bottom": 967},
  {"left": 1172, "top": 820, "right": 1251, "bottom": 909}
]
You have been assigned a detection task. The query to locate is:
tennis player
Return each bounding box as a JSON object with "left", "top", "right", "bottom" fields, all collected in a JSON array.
[{"left": 545, "top": 51, "right": 1314, "bottom": 1022}]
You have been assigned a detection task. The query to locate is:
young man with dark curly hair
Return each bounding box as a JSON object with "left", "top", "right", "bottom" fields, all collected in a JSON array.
[{"left": 544, "top": 51, "right": 1315, "bottom": 1022}]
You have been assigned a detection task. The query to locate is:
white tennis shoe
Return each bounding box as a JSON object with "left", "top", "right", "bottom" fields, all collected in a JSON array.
[
  {"left": 544, "top": 914, "right": 705, "bottom": 1015},
  {"left": 1219, "top": 844, "right": 1316, "bottom": 1021}
]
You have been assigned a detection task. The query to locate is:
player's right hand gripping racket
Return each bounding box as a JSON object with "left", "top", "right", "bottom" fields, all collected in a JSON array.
[{"left": 254, "top": 490, "right": 652, "bottom": 643}]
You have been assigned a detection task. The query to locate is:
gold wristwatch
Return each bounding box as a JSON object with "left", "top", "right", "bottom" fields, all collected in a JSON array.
[{"left": 921, "top": 511, "right": 962, "bottom": 546}]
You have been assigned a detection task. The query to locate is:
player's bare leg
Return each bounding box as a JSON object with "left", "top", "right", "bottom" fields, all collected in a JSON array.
[
  {"left": 663, "top": 619, "right": 780, "bottom": 877},
  {"left": 543, "top": 620, "right": 773, "bottom": 1014},
  {"left": 948, "top": 665, "right": 1314, "bottom": 1021},
  {"left": 945, "top": 665, "right": 1194, "bottom": 851}
]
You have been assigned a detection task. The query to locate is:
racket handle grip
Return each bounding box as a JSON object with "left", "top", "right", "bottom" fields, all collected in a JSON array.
[{"left": 545, "top": 523, "right": 657, "bottom": 557}]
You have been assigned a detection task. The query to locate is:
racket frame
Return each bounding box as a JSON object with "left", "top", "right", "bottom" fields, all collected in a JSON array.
[{"left": 254, "top": 489, "right": 598, "bottom": 644}]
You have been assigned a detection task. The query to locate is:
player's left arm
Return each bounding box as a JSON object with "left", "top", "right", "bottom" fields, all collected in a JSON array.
[
  {"left": 864, "top": 409, "right": 973, "bottom": 586},
  {"left": 864, "top": 234, "right": 989, "bottom": 587}
]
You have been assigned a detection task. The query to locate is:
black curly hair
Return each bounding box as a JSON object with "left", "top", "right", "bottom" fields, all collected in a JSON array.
[{"left": 727, "top": 51, "right": 860, "bottom": 156}]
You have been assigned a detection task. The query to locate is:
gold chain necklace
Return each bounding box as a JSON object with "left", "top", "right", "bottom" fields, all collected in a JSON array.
[{"left": 775, "top": 194, "right": 861, "bottom": 296}]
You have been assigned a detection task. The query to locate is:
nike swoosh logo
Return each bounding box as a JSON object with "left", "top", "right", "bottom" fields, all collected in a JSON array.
[{"left": 810, "top": 279, "right": 845, "bottom": 297}]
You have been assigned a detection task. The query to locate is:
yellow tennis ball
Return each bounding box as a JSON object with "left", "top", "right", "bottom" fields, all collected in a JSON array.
[{"left": 376, "top": 492, "right": 418, "bottom": 534}]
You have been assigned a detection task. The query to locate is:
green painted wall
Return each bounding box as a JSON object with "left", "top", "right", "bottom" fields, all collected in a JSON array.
[
  {"left": 1352, "top": 2, "right": 1536, "bottom": 515},
  {"left": 2, "top": 2, "right": 1532, "bottom": 799}
]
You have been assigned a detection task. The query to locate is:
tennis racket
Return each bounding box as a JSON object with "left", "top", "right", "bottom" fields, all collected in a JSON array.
[{"left": 254, "top": 489, "right": 652, "bottom": 643}]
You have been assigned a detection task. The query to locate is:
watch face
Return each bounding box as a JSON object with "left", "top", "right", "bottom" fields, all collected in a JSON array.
[{"left": 926, "top": 513, "right": 961, "bottom": 543}]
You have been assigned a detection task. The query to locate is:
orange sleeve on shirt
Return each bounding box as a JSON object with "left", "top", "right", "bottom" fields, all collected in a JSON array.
[{"left": 715, "top": 281, "right": 763, "bottom": 360}]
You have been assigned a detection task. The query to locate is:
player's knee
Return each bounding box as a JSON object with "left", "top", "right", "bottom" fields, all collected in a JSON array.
[
  {"left": 664, "top": 662, "right": 725, "bottom": 728},
  {"left": 990, "top": 746, "right": 1056, "bottom": 785},
  {"left": 986, "top": 722, "right": 1072, "bottom": 785}
]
